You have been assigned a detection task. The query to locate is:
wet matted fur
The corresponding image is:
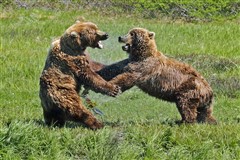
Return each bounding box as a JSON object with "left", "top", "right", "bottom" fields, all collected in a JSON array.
[
  {"left": 39, "top": 21, "right": 120, "bottom": 129},
  {"left": 97, "top": 28, "right": 216, "bottom": 124}
]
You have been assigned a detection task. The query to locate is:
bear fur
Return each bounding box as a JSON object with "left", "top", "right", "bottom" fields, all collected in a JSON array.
[
  {"left": 39, "top": 21, "right": 120, "bottom": 129},
  {"left": 97, "top": 28, "right": 216, "bottom": 124}
]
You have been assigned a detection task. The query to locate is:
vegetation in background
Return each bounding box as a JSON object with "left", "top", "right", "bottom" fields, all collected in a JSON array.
[
  {"left": 1, "top": 0, "right": 240, "bottom": 22},
  {"left": 0, "top": 1, "right": 240, "bottom": 159}
]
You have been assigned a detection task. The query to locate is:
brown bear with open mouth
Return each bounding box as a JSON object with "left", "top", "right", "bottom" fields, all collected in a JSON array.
[
  {"left": 39, "top": 21, "right": 120, "bottom": 129},
  {"left": 97, "top": 28, "right": 216, "bottom": 124}
]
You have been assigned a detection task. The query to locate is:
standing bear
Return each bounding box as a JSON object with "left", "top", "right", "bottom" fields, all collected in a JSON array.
[
  {"left": 39, "top": 21, "right": 120, "bottom": 129},
  {"left": 97, "top": 28, "right": 216, "bottom": 124}
]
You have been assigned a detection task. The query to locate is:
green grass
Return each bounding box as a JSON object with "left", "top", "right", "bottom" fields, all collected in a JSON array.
[{"left": 0, "top": 6, "right": 240, "bottom": 160}]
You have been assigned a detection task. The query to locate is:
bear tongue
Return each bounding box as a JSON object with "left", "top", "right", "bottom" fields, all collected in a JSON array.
[{"left": 97, "top": 41, "right": 103, "bottom": 49}]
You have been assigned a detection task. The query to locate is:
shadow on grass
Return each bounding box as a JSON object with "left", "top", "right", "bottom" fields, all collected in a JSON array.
[
  {"left": 104, "top": 118, "right": 183, "bottom": 128},
  {"left": 3, "top": 119, "right": 90, "bottom": 129},
  {"left": 4, "top": 112, "right": 239, "bottom": 129},
  {"left": 4, "top": 118, "right": 182, "bottom": 129}
]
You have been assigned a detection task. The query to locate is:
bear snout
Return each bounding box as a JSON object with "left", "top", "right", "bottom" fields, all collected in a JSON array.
[
  {"left": 118, "top": 36, "right": 122, "bottom": 42},
  {"left": 118, "top": 36, "right": 128, "bottom": 43},
  {"left": 98, "top": 32, "right": 109, "bottom": 40},
  {"left": 101, "top": 33, "right": 109, "bottom": 40}
]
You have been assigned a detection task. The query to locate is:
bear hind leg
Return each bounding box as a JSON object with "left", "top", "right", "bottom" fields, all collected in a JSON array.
[
  {"left": 43, "top": 109, "right": 66, "bottom": 127},
  {"left": 197, "top": 105, "right": 217, "bottom": 124},
  {"left": 176, "top": 100, "right": 198, "bottom": 124}
]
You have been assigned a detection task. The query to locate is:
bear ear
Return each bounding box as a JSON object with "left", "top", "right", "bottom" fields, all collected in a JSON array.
[
  {"left": 76, "top": 16, "right": 85, "bottom": 23},
  {"left": 70, "top": 31, "right": 79, "bottom": 38},
  {"left": 149, "top": 31, "right": 155, "bottom": 39},
  {"left": 75, "top": 20, "right": 81, "bottom": 23}
]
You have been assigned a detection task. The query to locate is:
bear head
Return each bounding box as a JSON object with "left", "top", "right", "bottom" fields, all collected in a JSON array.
[
  {"left": 60, "top": 21, "right": 108, "bottom": 55},
  {"left": 118, "top": 28, "right": 157, "bottom": 60}
]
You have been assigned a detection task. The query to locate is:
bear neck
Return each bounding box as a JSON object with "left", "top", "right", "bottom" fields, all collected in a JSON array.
[
  {"left": 60, "top": 36, "right": 86, "bottom": 56},
  {"left": 130, "top": 41, "right": 158, "bottom": 61}
]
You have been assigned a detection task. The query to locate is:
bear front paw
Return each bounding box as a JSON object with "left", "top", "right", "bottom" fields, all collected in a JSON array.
[
  {"left": 90, "top": 120, "right": 104, "bottom": 130},
  {"left": 108, "top": 85, "right": 122, "bottom": 97}
]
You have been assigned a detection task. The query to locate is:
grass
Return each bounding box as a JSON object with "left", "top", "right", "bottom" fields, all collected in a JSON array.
[{"left": 0, "top": 6, "right": 240, "bottom": 160}]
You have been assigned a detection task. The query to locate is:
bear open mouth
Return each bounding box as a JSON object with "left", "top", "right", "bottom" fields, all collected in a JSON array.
[
  {"left": 95, "top": 41, "right": 103, "bottom": 49},
  {"left": 95, "top": 33, "right": 108, "bottom": 49},
  {"left": 122, "top": 44, "right": 131, "bottom": 52}
]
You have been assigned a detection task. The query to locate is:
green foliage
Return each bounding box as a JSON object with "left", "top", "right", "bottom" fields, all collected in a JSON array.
[
  {"left": 0, "top": 4, "right": 240, "bottom": 160},
  {"left": 127, "top": 0, "right": 240, "bottom": 21},
  {"left": 2, "top": 0, "right": 240, "bottom": 22}
]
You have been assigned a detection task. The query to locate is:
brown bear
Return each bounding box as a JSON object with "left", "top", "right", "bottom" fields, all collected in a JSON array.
[
  {"left": 39, "top": 21, "right": 120, "bottom": 129},
  {"left": 97, "top": 28, "right": 217, "bottom": 124}
]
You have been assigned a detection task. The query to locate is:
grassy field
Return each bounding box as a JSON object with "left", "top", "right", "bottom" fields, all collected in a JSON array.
[{"left": 1, "top": 5, "right": 240, "bottom": 160}]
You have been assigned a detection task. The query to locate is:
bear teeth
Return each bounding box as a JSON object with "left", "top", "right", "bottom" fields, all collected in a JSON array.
[
  {"left": 98, "top": 41, "right": 103, "bottom": 49},
  {"left": 122, "top": 44, "right": 130, "bottom": 51}
]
